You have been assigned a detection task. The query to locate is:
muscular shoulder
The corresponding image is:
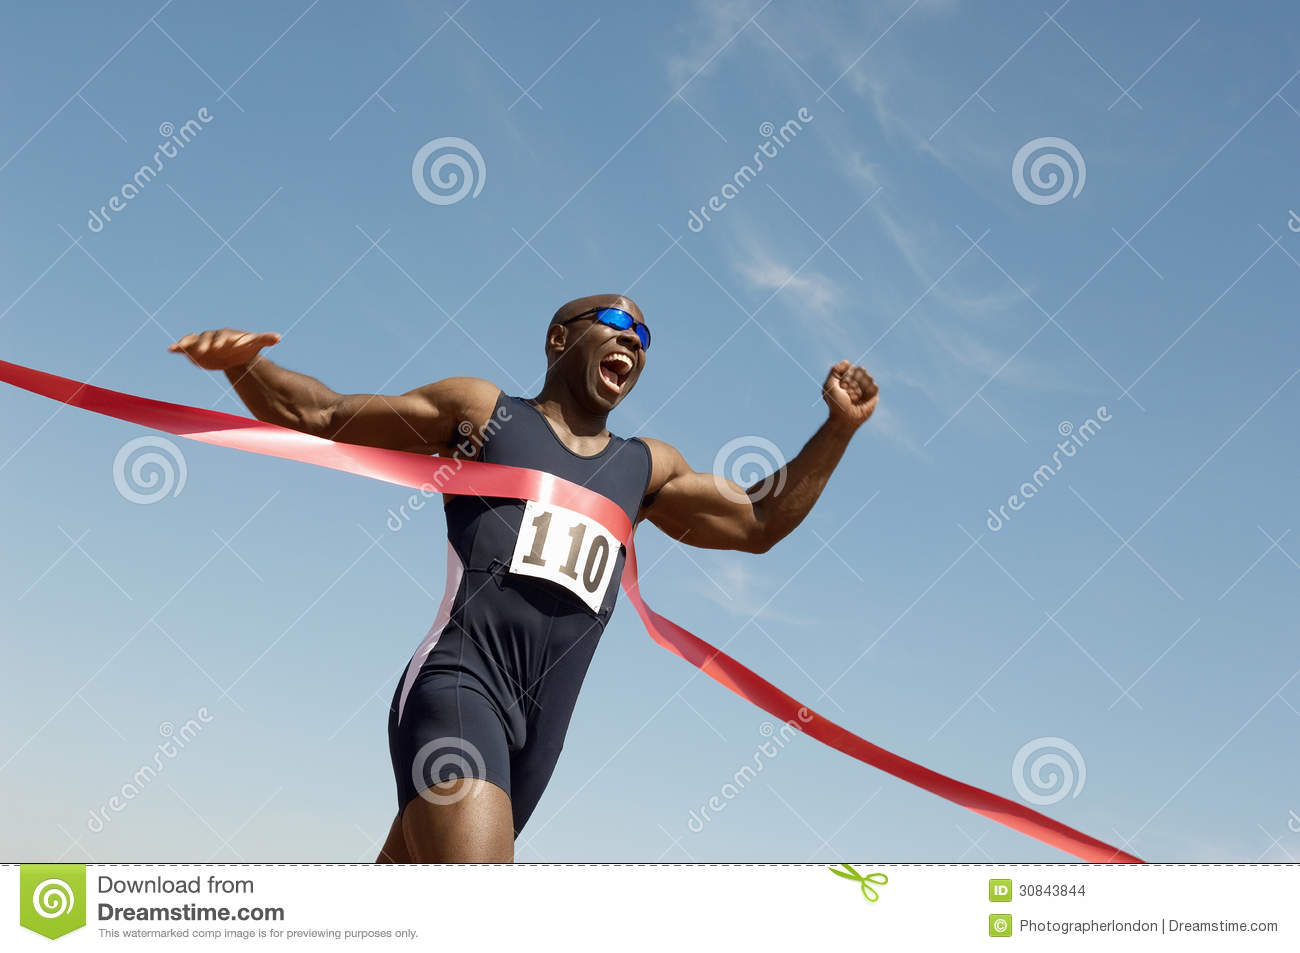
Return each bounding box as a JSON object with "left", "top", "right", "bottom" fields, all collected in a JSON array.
[
  {"left": 636, "top": 436, "right": 691, "bottom": 496},
  {"left": 414, "top": 377, "right": 501, "bottom": 429}
]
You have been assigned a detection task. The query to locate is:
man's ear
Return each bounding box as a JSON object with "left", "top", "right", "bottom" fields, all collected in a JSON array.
[{"left": 544, "top": 322, "right": 567, "bottom": 358}]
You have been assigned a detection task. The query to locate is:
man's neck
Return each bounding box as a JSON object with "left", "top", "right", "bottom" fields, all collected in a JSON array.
[{"left": 530, "top": 380, "right": 608, "bottom": 437}]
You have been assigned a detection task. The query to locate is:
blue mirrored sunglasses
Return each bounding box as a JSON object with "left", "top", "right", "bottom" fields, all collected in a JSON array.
[{"left": 561, "top": 307, "right": 651, "bottom": 351}]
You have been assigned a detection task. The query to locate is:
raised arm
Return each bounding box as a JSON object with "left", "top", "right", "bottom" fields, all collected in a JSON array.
[
  {"left": 168, "top": 328, "right": 498, "bottom": 454},
  {"left": 640, "top": 360, "right": 878, "bottom": 554}
]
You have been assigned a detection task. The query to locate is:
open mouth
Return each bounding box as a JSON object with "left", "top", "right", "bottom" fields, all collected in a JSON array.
[{"left": 597, "top": 351, "right": 634, "bottom": 395}]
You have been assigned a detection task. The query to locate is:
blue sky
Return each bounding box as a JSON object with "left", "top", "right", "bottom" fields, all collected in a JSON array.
[{"left": 2, "top": 0, "right": 1298, "bottom": 862}]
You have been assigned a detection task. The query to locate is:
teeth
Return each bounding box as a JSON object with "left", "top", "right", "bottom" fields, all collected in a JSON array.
[{"left": 605, "top": 353, "right": 633, "bottom": 373}]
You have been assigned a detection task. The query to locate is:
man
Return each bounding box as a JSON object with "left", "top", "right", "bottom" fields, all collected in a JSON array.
[{"left": 169, "top": 293, "right": 878, "bottom": 862}]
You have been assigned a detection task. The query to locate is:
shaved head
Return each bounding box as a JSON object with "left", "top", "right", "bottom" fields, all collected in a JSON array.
[{"left": 549, "top": 293, "right": 645, "bottom": 327}]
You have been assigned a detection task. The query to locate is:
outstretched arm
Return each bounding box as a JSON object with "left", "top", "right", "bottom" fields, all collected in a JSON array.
[
  {"left": 168, "top": 328, "right": 498, "bottom": 454},
  {"left": 640, "top": 361, "right": 878, "bottom": 553}
]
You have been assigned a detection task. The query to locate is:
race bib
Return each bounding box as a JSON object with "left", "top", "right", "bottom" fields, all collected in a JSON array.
[{"left": 508, "top": 499, "right": 620, "bottom": 612}]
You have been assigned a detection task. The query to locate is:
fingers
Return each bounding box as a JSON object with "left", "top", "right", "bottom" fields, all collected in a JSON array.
[
  {"left": 237, "top": 331, "right": 281, "bottom": 348},
  {"left": 849, "top": 365, "right": 878, "bottom": 402},
  {"left": 167, "top": 328, "right": 280, "bottom": 369},
  {"left": 822, "top": 360, "right": 879, "bottom": 424},
  {"left": 192, "top": 329, "right": 220, "bottom": 363},
  {"left": 827, "top": 361, "right": 877, "bottom": 402},
  {"left": 168, "top": 329, "right": 215, "bottom": 364},
  {"left": 823, "top": 359, "right": 852, "bottom": 393}
]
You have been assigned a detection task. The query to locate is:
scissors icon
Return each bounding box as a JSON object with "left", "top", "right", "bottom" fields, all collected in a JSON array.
[{"left": 828, "top": 864, "right": 888, "bottom": 902}]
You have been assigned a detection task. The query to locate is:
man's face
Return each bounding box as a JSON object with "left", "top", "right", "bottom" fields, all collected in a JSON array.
[{"left": 550, "top": 299, "right": 648, "bottom": 412}]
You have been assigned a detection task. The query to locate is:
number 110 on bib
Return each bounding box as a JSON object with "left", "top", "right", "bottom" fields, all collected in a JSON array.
[{"left": 508, "top": 500, "right": 620, "bottom": 612}]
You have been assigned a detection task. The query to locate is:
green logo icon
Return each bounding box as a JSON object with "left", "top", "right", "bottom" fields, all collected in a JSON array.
[
  {"left": 828, "top": 864, "right": 888, "bottom": 902},
  {"left": 19, "top": 865, "right": 86, "bottom": 939},
  {"left": 989, "top": 913, "right": 1013, "bottom": 938},
  {"left": 989, "top": 878, "right": 1012, "bottom": 901}
]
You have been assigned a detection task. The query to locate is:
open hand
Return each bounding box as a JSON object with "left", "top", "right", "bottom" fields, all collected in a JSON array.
[
  {"left": 822, "top": 360, "right": 878, "bottom": 427},
  {"left": 168, "top": 329, "right": 281, "bottom": 371}
]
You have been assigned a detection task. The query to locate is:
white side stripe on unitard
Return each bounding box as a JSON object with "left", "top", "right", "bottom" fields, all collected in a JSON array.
[{"left": 396, "top": 541, "right": 464, "bottom": 723}]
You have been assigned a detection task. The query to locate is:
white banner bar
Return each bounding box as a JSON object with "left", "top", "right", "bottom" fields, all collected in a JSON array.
[{"left": 5, "top": 863, "right": 1296, "bottom": 950}]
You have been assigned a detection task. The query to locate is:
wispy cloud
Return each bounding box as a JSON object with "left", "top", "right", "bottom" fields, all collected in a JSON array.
[
  {"left": 670, "top": 0, "right": 1071, "bottom": 456},
  {"left": 919, "top": 318, "right": 1058, "bottom": 390},
  {"left": 728, "top": 231, "right": 860, "bottom": 360},
  {"left": 866, "top": 202, "right": 1030, "bottom": 315},
  {"left": 728, "top": 232, "right": 932, "bottom": 456},
  {"left": 686, "top": 556, "right": 816, "bottom": 625},
  {"left": 840, "top": 149, "right": 884, "bottom": 189},
  {"left": 863, "top": 402, "right": 927, "bottom": 458},
  {"left": 733, "top": 248, "right": 841, "bottom": 313},
  {"left": 666, "top": 0, "right": 763, "bottom": 89},
  {"left": 667, "top": 0, "right": 957, "bottom": 102}
]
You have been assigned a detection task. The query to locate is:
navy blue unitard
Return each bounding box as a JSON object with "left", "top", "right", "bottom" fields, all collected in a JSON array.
[{"left": 387, "top": 393, "right": 652, "bottom": 835}]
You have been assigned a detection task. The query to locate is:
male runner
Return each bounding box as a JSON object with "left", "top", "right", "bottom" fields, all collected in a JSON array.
[{"left": 169, "top": 293, "right": 878, "bottom": 862}]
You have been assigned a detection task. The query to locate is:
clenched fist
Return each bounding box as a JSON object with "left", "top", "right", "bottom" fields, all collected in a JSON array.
[
  {"left": 822, "top": 360, "right": 878, "bottom": 427},
  {"left": 168, "top": 328, "right": 281, "bottom": 371}
]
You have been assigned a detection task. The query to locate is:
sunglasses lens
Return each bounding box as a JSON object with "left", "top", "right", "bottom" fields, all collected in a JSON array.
[
  {"left": 596, "top": 308, "right": 632, "bottom": 329},
  {"left": 596, "top": 309, "right": 650, "bottom": 351}
]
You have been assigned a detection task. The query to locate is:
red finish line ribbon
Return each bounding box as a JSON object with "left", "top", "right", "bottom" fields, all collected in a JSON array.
[{"left": 0, "top": 358, "right": 1142, "bottom": 863}]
